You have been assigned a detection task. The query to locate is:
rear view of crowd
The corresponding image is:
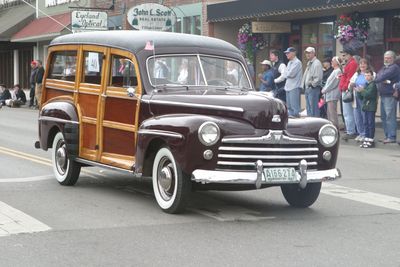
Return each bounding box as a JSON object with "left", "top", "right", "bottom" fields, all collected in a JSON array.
[{"left": 257, "top": 46, "right": 400, "bottom": 148}]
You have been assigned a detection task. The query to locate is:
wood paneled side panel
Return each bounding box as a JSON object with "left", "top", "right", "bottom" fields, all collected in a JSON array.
[
  {"left": 104, "top": 98, "right": 137, "bottom": 125},
  {"left": 82, "top": 123, "right": 97, "bottom": 150},
  {"left": 103, "top": 128, "right": 135, "bottom": 156},
  {"left": 79, "top": 94, "right": 99, "bottom": 118},
  {"left": 45, "top": 88, "right": 73, "bottom": 101}
]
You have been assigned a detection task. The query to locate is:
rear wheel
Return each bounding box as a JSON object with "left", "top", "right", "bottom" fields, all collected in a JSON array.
[
  {"left": 52, "top": 132, "right": 81, "bottom": 185},
  {"left": 152, "top": 147, "right": 191, "bottom": 214},
  {"left": 281, "top": 182, "right": 321, "bottom": 208}
]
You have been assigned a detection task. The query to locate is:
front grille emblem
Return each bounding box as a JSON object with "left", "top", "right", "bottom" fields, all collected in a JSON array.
[{"left": 272, "top": 115, "right": 281, "bottom": 122}]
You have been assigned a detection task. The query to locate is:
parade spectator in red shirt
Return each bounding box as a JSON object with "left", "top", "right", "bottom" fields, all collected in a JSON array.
[{"left": 339, "top": 48, "right": 358, "bottom": 140}]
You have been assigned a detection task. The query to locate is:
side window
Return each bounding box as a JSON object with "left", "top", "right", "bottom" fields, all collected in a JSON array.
[
  {"left": 109, "top": 55, "right": 137, "bottom": 88},
  {"left": 48, "top": 51, "right": 77, "bottom": 82},
  {"left": 82, "top": 51, "right": 104, "bottom": 84}
]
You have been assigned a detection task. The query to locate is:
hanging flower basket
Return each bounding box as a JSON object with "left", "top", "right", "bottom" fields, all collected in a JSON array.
[
  {"left": 335, "top": 12, "right": 370, "bottom": 50},
  {"left": 237, "top": 23, "right": 266, "bottom": 64}
]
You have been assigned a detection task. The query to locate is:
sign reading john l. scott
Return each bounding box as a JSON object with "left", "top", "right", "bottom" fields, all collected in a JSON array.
[
  {"left": 72, "top": 11, "right": 108, "bottom": 32},
  {"left": 127, "top": 3, "right": 176, "bottom": 31}
]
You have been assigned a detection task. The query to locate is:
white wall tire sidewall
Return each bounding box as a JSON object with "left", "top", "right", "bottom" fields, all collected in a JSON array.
[
  {"left": 52, "top": 132, "right": 70, "bottom": 183},
  {"left": 152, "top": 147, "right": 179, "bottom": 210}
]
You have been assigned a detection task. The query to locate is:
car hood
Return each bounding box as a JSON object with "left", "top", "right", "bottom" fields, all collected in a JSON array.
[{"left": 142, "top": 91, "right": 288, "bottom": 129}]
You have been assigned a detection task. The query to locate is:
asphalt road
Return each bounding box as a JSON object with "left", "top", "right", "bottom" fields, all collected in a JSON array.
[{"left": 0, "top": 106, "right": 400, "bottom": 267}]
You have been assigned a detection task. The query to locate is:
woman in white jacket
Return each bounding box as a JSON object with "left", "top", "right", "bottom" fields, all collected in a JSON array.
[
  {"left": 321, "top": 56, "right": 342, "bottom": 128},
  {"left": 348, "top": 58, "right": 376, "bottom": 142}
]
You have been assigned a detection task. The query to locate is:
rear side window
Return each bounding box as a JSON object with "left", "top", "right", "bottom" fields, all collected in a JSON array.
[
  {"left": 82, "top": 51, "right": 104, "bottom": 84},
  {"left": 48, "top": 51, "right": 77, "bottom": 82},
  {"left": 109, "top": 55, "right": 138, "bottom": 88}
]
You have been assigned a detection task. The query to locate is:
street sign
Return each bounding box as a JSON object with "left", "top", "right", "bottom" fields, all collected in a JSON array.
[
  {"left": 127, "top": 3, "right": 176, "bottom": 31},
  {"left": 72, "top": 10, "right": 108, "bottom": 33}
]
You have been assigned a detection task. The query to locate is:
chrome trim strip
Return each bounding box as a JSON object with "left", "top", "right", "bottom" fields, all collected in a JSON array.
[
  {"left": 222, "top": 130, "right": 317, "bottom": 144},
  {"left": 75, "top": 158, "right": 134, "bottom": 173},
  {"left": 38, "top": 116, "right": 79, "bottom": 125},
  {"left": 138, "top": 129, "right": 184, "bottom": 139},
  {"left": 217, "top": 161, "right": 318, "bottom": 167},
  {"left": 218, "top": 147, "right": 318, "bottom": 152},
  {"left": 218, "top": 154, "right": 318, "bottom": 159},
  {"left": 141, "top": 99, "right": 244, "bottom": 113},
  {"left": 192, "top": 168, "right": 341, "bottom": 185},
  {"left": 45, "top": 85, "right": 75, "bottom": 91}
]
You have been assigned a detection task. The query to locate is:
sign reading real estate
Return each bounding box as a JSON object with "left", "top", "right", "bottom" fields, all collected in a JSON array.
[
  {"left": 127, "top": 3, "right": 176, "bottom": 31},
  {"left": 72, "top": 11, "right": 108, "bottom": 32},
  {"left": 252, "top": 22, "right": 291, "bottom": 33}
]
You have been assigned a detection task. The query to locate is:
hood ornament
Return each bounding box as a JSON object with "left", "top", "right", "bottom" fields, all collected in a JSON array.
[{"left": 272, "top": 115, "right": 281, "bottom": 123}]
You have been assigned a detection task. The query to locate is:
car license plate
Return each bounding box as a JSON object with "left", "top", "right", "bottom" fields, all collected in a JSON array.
[{"left": 263, "top": 167, "right": 297, "bottom": 183}]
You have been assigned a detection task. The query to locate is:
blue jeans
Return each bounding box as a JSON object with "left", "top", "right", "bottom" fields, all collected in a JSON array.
[
  {"left": 364, "top": 111, "right": 376, "bottom": 139},
  {"left": 342, "top": 92, "right": 356, "bottom": 135},
  {"left": 380, "top": 96, "right": 397, "bottom": 140},
  {"left": 305, "top": 87, "right": 320, "bottom": 117},
  {"left": 354, "top": 95, "right": 365, "bottom": 137},
  {"left": 286, "top": 88, "right": 301, "bottom": 117}
]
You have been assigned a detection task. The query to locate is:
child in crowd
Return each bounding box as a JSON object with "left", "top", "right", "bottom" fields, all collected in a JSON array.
[{"left": 358, "top": 69, "right": 378, "bottom": 148}]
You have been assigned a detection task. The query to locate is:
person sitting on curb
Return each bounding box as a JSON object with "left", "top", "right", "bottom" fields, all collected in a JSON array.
[
  {"left": 0, "top": 84, "right": 11, "bottom": 108},
  {"left": 4, "top": 84, "right": 26, "bottom": 108}
]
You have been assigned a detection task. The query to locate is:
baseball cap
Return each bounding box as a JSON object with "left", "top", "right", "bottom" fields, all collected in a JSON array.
[
  {"left": 260, "top": 60, "right": 272, "bottom": 66},
  {"left": 284, "top": 47, "right": 296, "bottom": 54},
  {"left": 304, "top": 47, "right": 315, "bottom": 53}
]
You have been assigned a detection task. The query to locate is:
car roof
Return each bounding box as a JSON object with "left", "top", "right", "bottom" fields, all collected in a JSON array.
[{"left": 50, "top": 30, "right": 240, "bottom": 55}]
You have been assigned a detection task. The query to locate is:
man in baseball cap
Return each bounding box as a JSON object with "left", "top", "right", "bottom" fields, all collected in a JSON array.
[{"left": 282, "top": 47, "right": 302, "bottom": 117}]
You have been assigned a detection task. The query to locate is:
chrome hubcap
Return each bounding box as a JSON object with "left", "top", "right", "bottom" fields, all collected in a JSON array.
[
  {"left": 157, "top": 158, "right": 175, "bottom": 201},
  {"left": 55, "top": 142, "right": 67, "bottom": 175}
]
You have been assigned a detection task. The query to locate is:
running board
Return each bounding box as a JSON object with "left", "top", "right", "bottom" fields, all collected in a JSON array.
[{"left": 75, "top": 157, "right": 139, "bottom": 176}]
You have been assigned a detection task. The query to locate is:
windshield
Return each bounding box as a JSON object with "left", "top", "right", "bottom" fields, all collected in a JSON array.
[{"left": 147, "top": 55, "right": 251, "bottom": 89}]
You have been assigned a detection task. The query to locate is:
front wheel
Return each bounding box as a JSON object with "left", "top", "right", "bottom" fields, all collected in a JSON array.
[
  {"left": 281, "top": 182, "right": 321, "bottom": 208},
  {"left": 52, "top": 132, "right": 81, "bottom": 185},
  {"left": 152, "top": 147, "right": 191, "bottom": 214}
]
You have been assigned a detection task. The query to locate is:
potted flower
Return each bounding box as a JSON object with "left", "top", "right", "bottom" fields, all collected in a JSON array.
[
  {"left": 237, "top": 23, "right": 266, "bottom": 64},
  {"left": 335, "top": 12, "right": 370, "bottom": 50}
]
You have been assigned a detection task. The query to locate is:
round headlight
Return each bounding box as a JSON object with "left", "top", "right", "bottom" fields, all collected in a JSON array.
[
  {"left": 319, "top": 124, "right": 338, "bottom": 147},
  {"left": 198, "top": 122, "right": 220, "bottom": 146}
]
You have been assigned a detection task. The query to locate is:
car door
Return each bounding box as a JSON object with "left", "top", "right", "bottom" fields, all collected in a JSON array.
[
  {"left": 77, "top": 45, "right": 106, "bottom": 161},
  {"left": 97, "top": 49, "right": 142, "bottom": 170}
]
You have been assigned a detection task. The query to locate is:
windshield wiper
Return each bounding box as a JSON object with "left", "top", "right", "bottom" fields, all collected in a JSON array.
[{"left": 153, "top": 84, "right": 190, "bottom": 91}]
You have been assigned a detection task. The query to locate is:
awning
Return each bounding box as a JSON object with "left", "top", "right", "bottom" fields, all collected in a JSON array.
[
  {"left": 0, "top": 4, "right": 35, "bottom": 41},
  {"left": 11, "top": 12, "right": 72, "bottom": 42},
  {"left": 207, "top": 0, "right": 393, "bottom": 22}
]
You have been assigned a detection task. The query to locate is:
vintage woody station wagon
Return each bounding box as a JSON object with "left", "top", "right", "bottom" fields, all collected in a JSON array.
[{"left": 36, "top": 31, "right": 340, "bottom": 213}]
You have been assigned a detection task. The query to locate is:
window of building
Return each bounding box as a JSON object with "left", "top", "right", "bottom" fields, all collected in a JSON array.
[
  {"left": 387, "top": 14, "right": 400, "bottom": 60},
  {"left": 48, "top": 51, "right": 77, "bottom": 82},
  {"left": 301, "top": 22, "right": 334, "bottom": 64},
  {"left": 109, "top": 55, "right": 137, "bottom": 88},
  {"left": 82, "top": 51, "right": 103, "bottom": 84},
  {"left": 366, "top": 17, "right": 384, "bottom": 71}
]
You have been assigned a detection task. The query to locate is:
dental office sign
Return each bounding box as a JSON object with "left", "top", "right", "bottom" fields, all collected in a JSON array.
[
  {"left": 72, "top": 11, "right": 108, "bottom": 32},
  {"left": 127, "top": 3, "right": 176, "bottom": 31}
]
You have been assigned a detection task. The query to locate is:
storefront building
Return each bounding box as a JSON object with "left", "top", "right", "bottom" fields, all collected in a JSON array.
[
  {"left": 207, "top": 0, "right": 400, "bottom": 78},
  {"left": 0, "top": 0, "right": 36, "bottom": 88}
]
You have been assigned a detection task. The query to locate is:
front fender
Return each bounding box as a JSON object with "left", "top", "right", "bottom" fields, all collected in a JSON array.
[{"left": 135, "top": 114, "right": 257, "bottom": 176}]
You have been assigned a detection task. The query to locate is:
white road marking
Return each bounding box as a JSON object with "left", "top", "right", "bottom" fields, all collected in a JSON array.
[
  {"left": 0, "top": 201, "right": 51, "bottom": 237},
  {"left": 322, "top": 183, "right": 400, "bottom": 211},
  {"left": 0, "top": 175, "right": 54, "bottom": 183}
]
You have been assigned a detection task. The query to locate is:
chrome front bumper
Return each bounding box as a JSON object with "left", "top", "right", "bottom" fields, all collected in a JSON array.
[{"left": 191, "top": 160, "right": 341, "bottom": 189}]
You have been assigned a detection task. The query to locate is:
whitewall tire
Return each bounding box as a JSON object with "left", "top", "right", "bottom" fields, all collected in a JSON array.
[
  {"left": 51, "top": 132, "right": 81, "bottom": 185},
  {"left": 152, "top": 147, "right": 191, "bottom": 214}
]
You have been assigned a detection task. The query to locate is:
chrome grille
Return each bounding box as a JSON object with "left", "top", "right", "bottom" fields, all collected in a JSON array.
[{"left": 217, "top": 131, "right": 319, "bottom": 171}]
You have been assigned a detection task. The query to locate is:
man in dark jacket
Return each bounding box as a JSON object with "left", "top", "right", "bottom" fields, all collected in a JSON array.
[
  {"left": 35, "top": 59, "right": 45, "bottom": 108},
  {"left": 374, "top": 50, "right": 400, "bottom": 144},
  {"left": 29, "top": 60, "right": 38, "bottom": 107}
]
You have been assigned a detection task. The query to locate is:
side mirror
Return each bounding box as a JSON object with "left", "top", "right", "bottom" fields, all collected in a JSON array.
[{"left": 126, "top": 87, "right": 136, "bottom": 97}]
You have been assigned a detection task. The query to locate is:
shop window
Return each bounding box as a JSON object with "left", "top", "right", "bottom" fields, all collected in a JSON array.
[
  {"left": 183, "top": 17, "right": 191, "bottom": 34},
  {"left": 194, "top": 15, "right": 201, "bottom": 35},
  {"left": 366, "top": 17, "right": 384, "bottom": 71},
  {"left": 301, "top": 22, "right": 334, "bottom": 64},
  {"left": 82, "top": 51, "right": 103, "bottom": 84},
  {"left": 109, "top": 55, "right": 137, "bottom": 88},
  {"left": 387, "top": 14, "right": 400, "bottom": 66},
  {"left": 48, "top": 51, "right": 77, "bottom": 82}
]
